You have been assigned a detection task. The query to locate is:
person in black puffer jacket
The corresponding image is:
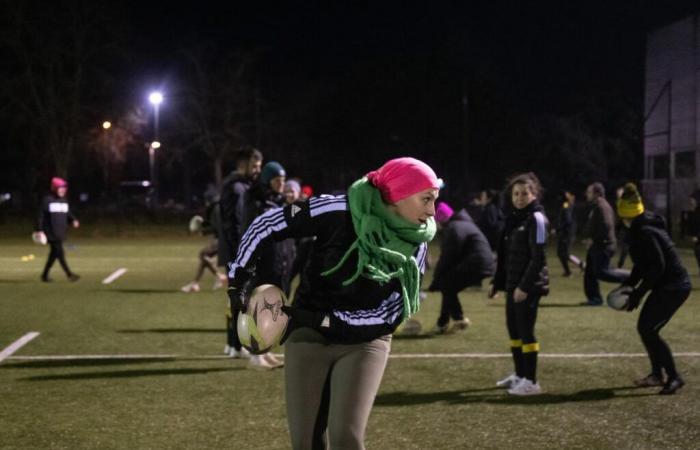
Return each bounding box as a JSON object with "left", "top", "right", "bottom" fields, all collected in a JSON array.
[
  {"left": 615, "top": 183, "right": 691, "bottom": 395},
  {"left": 429, "top": 201, "right": 495, "bottom": 333},
  {"left": 489, "top": 172, "right": 549, "bottom": 396}
]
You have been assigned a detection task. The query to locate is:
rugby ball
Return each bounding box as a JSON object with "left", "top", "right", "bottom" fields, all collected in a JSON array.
[
  {"left": 32, "top": 231, "right": 47, "bottom": 245},
  {"left": 237, "top": 284, "right": 289, "bottom": 354},
  {"left": 188, "top": 215, "right": 204, "bottom": 233},
  {"left": 607, "top": 285, "right": 633, "bottom": 311}
]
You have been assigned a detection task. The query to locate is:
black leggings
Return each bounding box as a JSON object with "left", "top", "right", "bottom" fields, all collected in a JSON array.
[
  {"left": 42, "top": 240, "right": 73, "bottom": 278},
  {"left": 506, "top": 291, "right": 541, "bottom": 382},
  {"left": 637, "top": 288, "right": 689, "bottom": 379}
]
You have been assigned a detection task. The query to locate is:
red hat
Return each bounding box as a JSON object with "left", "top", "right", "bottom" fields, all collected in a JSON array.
[
  {"left": 301, "top": 185, "right": 314, "bottom": 198},
  {"left": 51, "top": 177, "right": 67, "bottom": 192},
  {"left": 366, "top": 157, "right": 441, "bottom": 203}
]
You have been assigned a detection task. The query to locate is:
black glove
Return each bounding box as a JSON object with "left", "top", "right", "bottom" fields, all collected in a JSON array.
[
  {"left": 279, "top": 305, "right": 330, "bottom": 345},
  {"left": 227, "top": 268, "right": 254, "bottom": 314},
  {"left": 626, "top": 289, "right": 643, "bottom": 312}
]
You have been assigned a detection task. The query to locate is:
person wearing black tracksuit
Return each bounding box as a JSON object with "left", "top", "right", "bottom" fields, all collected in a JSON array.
[
  {"left": 490, "top": 173, "right": 549, "bottom": 396},
  {"left": 243, "top": 162, "right": 297, "bottom": 297},
  {"left": 616, "top": 183, "right": 690, "bottom": 395},
  {"left": 219, "top": 147, "right": 262, "bottom": 358},
  {"left": 429, "top": 206, "right": 495, "bottom": 333},
  {"left": 35, "top": 177, "right": 80, "bottom": 282}
]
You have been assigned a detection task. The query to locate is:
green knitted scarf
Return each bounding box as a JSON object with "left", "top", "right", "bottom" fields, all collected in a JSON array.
[{"left": 321, "top": 177, "right": 436, "bottom": 320}]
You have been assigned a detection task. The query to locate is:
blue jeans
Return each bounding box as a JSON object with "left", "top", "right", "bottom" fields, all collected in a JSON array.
[{"left": 584, "top": 244, "right": 630, "bottom": 304}]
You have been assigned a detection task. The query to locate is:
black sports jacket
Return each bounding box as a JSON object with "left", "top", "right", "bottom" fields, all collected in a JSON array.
[
  {"left": 625, "top": 212, "right": 691, "bottom": 294},
  {"left": 227, "top": 194, "right": 428, "bottom": 343},
  {"left": 493, "top": 202, "right": 549, "bottom": 295}
]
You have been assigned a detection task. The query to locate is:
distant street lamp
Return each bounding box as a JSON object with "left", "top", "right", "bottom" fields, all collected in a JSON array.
[
  {"left": 102, "top": 121, "right": 112, "bottom": 130},
  {"left": 148, "top": 91, "right": 163, "bottom": 206}
]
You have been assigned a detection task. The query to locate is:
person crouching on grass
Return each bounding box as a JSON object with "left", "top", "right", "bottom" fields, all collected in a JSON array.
[
  {"left": 616, "top": 183, "right": 690, "bottom": 395},
  {"left": 227, "top": 157, "right": 439, "bottom": 449},
  {"left": 489, "top": 172, "right": 549, "bottom": 396}
]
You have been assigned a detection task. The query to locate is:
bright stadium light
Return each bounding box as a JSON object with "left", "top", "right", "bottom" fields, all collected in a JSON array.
[
  {"left": 150, "top": 141, "right": 161, "bottom": 149},
  {"left": 148, "top": 91, "right": 163, "bottom": 105},
  {"left": 102, "top": 121, "right": 112, "bottom": 130}
]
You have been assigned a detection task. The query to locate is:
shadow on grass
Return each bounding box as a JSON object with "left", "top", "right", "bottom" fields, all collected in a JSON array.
[
  {"left": 392, "top": 334, "right": 436, "bottom": 341},
  {"left": 19, "top": 367, "right": 240, "bottom": 381},
  {"left": 106, "top": 288, "right": 181, "bottom": 294},
  {"left": 539, "top": 303, "right": 587, "bottom": 308},
  {"left": 376, "top": 385, "right": 657, "bottom": 406},
  {"left": 117, "top": 328, "right": 223, "bottom": 333},
  {"left": 1, "top": 358, "right": 176, "bottom": 369}
]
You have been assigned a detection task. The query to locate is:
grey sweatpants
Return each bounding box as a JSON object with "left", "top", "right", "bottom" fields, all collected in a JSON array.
[{"left": 284, "top": 327, "right": 391, "bottom": 450}]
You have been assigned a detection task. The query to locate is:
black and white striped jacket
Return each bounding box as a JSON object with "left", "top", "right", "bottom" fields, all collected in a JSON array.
[{"left": 228, "top": 194, "right": 428, "bottom": 343}]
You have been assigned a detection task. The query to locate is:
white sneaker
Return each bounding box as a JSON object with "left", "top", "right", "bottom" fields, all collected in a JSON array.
[
  {"left": 496, "top": 373, "right": 521, "bottom": 388},
  {"left": 507, "top": 378, "right": 542, "bottom": 396},
  {"left": 248, "top": 354, "right": 275, "bottom": 370},
  {"left": 181, "top": 282, "right": 200, "bottom": 293},
  {"left": 263, "top": 353, "right": 284, "bottom": 368},
  {"left": 452, "top": 318, "right": 471, "bottom": 331},
  {"left": 237, "top": 347, "right": 250, "bottom": 359},
  {"left": 213, "top": 274, "right": 227, "bottom": 290},
  {"left": 226, "top": 346, "right": 251, "bottom": 359}
]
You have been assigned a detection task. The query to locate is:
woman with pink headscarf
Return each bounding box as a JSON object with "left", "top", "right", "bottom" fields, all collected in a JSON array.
[{"left": 227, "top": 157, "right": 440, "bottom": 449}]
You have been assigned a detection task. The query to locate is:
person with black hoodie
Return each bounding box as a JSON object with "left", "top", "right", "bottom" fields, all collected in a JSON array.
[
  {"left": 219, "top": 147, "right": 262, "bottom": 359},
  {"left": 616, "top": 183, "right": 690, "bottom": 395},
  {"left": 489, "top": 173, "right": 549, "bottom": 396},
  {"left": 429, "top": 201, "right": 495, "bottom": 333},
  {"left": 34, "top": 177, "right": 80, "bottom": 282}
]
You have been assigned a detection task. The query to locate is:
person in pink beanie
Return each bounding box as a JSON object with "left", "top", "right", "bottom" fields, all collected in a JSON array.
[
  {"left": 429, "top": 201, "right": 495, "bottom": 333},
  {"left": 35, "top": 177, "right": 80, "bottom": 282},
  {"left": 226, "top": 156, "right": 440, "bottom": 448}
]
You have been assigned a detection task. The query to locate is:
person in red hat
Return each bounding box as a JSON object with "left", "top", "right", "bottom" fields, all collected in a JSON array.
[{"left": 34, "top": 177, "right": 80, "bottom": 282}]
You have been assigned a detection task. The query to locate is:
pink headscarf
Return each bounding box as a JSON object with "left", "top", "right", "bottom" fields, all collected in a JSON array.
[
  {"left": 435, "top": 202, "right": 454, "bottom": 224},
  {"left": 366, "top": 157, "right": 440, "bottom": 203}
]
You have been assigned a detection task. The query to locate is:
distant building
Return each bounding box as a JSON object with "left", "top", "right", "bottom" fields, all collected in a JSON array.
[{"left": 643, "top": 13, "right": 699, "bottom": 226}]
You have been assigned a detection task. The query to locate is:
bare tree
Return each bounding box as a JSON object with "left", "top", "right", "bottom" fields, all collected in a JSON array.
[
  {"left": 175, "top": 45, "right": 259, "bottom": 189},
  {"left": 0, "top": 0, "right": 122, "bottom": 180}
]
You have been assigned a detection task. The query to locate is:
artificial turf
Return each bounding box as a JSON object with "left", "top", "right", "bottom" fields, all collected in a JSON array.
[{"left": 1, "top": 232, "right": 698, "bottom": 449}]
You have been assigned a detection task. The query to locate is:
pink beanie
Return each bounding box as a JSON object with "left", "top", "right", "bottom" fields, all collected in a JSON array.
[
  {"left": 366, "top": 157, "right": 440, "bottom": 203},
  {"left": 435, "top": 202, "right": 454, "bottom": 224},
  {"left": 51, "top": 177, "right": 67, "bottom": 192}
]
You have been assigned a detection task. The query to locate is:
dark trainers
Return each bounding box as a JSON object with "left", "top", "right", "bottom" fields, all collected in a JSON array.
[
  {"left": 634, "top": 374, "right": 664, "bottom": 387},
  {"left": 40, "top": 275, "right": 53, "bottom": 282},
  {"left": 68, "top": 273, "right": 81, "bottom": 282},
  {"left": 659, "top": 376, "right": 685, "bottom": 395}
]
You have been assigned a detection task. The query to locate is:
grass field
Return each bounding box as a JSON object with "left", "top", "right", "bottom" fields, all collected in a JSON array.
[{"left": 1, "top": 231, "right": 699, "bottom": 449}]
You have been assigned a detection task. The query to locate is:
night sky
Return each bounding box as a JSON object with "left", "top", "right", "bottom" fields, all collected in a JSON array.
[{"left": 3, "top": 1, "right": 699, "bottom": 206}]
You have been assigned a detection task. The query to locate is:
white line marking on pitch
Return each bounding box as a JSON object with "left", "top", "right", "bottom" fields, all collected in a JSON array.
[
  {"left": 6, "top": 352, "right": 700, "bottom": 362},
  {"left": 102, "top": 268, "right": 127, "bottom": 284},
  {"left": 0, "top": 332, "right": 40, "bottom": 364}
]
